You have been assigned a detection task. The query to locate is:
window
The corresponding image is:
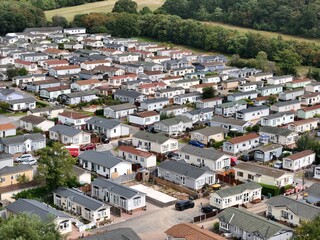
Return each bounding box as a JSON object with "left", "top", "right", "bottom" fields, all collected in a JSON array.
[
  {"left": 185, "top": 155, "right": 190, "bottom": 160},
  {"left": 237, "top": 172, "right": 243, "bottom": 177},
  {"left": 220, "top": 221, "right": 229, "bottom": 230},
  {"left": 248, "top": 174, "right": 254, "bottom": 180},
  {"left": 114, "top": 129, "right": 116, "bottom": 133},
  {"left": 236, "top": 195, "right": 242, "bottom": 201},
  {"left": 281, "top": 210, "right": 289, "bottom": 219}
]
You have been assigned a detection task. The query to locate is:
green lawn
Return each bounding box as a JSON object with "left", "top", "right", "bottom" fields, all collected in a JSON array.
[
  {"left": 45, "top": 0, "right": 165, "bottom": 21},
  {"left": 204, "top": 21, "right": 320, "bottom": 46}
]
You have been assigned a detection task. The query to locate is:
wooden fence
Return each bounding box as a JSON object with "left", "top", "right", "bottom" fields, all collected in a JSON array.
[
  {"left": 153, "top": 177, "right": 197, "bottom": 196},
  {"left": 217, "top": 174, "right": 243, "bottom": 186},
  {"left": 193, "top": 210, "right": 220, "bottom": 223}
]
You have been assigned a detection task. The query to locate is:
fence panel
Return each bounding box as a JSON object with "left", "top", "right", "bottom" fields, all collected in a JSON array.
[{"left": 111, "top": 173, "right": 136, "bottom": 184}]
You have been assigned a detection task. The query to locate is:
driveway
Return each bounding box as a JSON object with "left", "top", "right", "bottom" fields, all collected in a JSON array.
[{"left": 91, "top": 198, "right": 210, "bottom": 240}]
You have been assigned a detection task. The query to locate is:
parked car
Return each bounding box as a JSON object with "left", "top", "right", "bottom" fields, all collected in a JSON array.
[
  {"left": 166, "top": 151, "right": 179, "bottom": 158},
  {"left": 80, "top": 143, "right": 96, "bottom": 151},
  {"left": 175, "top": 200, "right": 195, "bottom": 211},
  {"left": 189, "top": 140, "right": 204, "bottom": 148},
  {"left": 14, "top": 154, "right": 34, "bottom": 163},
  {"left": 21, "top": 159, "right": 37, "bottom": 165},
  {"left": 273, "top": 161, "right": 283, "bottom": 169},
  {"left": 101, "top": 136, "right": 110, "bottom": 144},
  {"left": 201, "top": 206, "right": 218, "bottom": 213}
]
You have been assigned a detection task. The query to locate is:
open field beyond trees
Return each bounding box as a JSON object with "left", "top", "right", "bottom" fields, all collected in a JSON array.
[{"left": 45, "top": 0, "right": 165, "bottom": 21}]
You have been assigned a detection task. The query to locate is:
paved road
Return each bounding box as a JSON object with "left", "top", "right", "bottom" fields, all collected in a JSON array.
[{"left": 92, "top": 198, "right": 210, "bottom": 240}]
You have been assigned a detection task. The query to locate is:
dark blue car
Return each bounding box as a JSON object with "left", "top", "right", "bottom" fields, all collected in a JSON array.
[{"left": 189, "top": 140, "right": 204, "bottom": 148}]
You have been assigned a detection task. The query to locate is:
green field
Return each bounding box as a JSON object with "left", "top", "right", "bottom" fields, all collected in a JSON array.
[
  {"left": 205, "top": 22, "right": 320, "bottom": 46},
  {"left": 45, "top": 0, "right": 165, "bottom": 21}
]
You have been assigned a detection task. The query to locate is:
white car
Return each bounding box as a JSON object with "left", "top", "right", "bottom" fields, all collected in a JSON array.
[
  {"left": 21, "top": 159, "right": 37, "bottom": 165},
  {"left": 15, "top": 154, "right": 34, "bottom": 163}
]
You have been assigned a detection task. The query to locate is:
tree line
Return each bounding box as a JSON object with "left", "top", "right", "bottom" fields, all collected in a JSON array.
[
  {"left": 29, "top": 0, "right": 104, "bottom": 11},
  {"left": 70, "top": 11, "right": 320, "bottom": 74},
  {"left": 159, "top": 0, "right": 320, "bottom": 38}
]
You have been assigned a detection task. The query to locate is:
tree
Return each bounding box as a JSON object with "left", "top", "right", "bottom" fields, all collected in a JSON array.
[
  {"left": 113, "top": 13, "right": 140, "bottom": 38},
  {"left": 0, "top": 213, "right": 63, "bottom": 240},
  {"left": 6, "top": 67, "right": 28, "bottom": 80},
  {"left": 255, "top": 51, "right": 268, "bottom": 71},
  {"left": 139, "top": 6, "right": 152, "bottom": 15},
  {"left": 36, "top": 142, "right": 76, "bottom": 191},
  {"left": 0, "top": 101, "right": 10, "bottom": 112},
  {"left": 202, "top": 87, "right": 216, "bottom": 99},
  {"left": 17, "top": 173, "right": 30, "bottom": 184},
  {"left": 112, "top": 0, "right": 138, "bottom": 14},
  {"left": 295, "top": 215, "right": 320, "bottom": 240},
  {"left": 51, "top": 15, "right": 68, "bottom": 28},
  {"left": 296, "top": 134, "right": 320, "bottom": 164},
  {"left": 268, "top": 95, "right": 277, "bottom": 105},
  {"left": 251, "top": 125, "right": 260, "bottom": 132},
  {"left": 274, "top": 49, "right": 303, "bottom": 75}
]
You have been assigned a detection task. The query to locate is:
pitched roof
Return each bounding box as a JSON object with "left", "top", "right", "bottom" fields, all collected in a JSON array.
[
  {"left": 284, "top": 150, "right": 315, "bottom": 161},
  {"left": 179, "top": 145, "right": 229, "bottom": 161},
  {"left": 218, "top": 207, "right": 291, "bottom": 239},
  {"left": 92, "top": 178, "right": 144, "bottom": 199},
  {"left": 83, "top": 228, "right": 141, "bottom": 240},
  {"left": 136, "top": 111, "right": 159, "bottom": 118},
  {"left": 300, "top": 104, "right": 320, "bottom": 112},
  {"left": 114, "top": 89, "right": 144, "bottom": 98},
  {"left": 63, "top": 91, "right": 96, "bottom": 98},
  {"left": 266, "top": 195, "right": 320, "bottom": 220},
  {"left": 214, "top": 182, "right": 261, "bottom": 198},
  {"left": 42, "top": 85, "right": 70, "bottom": 92},
  {"left": 233, "top": 162, "right": 289, "bottom": 178},
  {"left": 263, "top": 111, "right": 294, "bottom": 120},
  {"left": 159, "top": 160, "right": 214, "bottom": 179},
  {"left": 289, "top": 118, "right": 319, "bottom": 126},
  {"left": 51, "top": 65, "right": 80, "bottom": 70},
  {"left": 106, "top": 103, "right": 136, "bottom": 111},
  {"left": 133, "top": 131, "right": 172, "bottom": 144},
  {"left": 20, "top": 115, "right": 46, "bottom": 125},
  {"left": 74, "top": 79, "right": 101, "bottom": 86},
  {"left": 0, "top": 153, "right": 13, "bottom": 160},
  {"left": 238, "top": 106, "right": 269, "bottom": 113},
  {"left": 228, "top": 133, "right": 259, "bottom": 144},
  {"left": 59, "top": 111, "right": 90, "bottom": 119},
  {"left": 191, "top": 126, "right": 228, "bottom": 136},
  {"left": 54, "top": 187, "right": 105, "bottom": 211},
  {"left": 156, "top": 115, "right": 192, "bottom": 126},
  {"left": 211, "top": 116, "right": 248, "bottom": 126},
  {"left": 306, "top": 183, "right": 320, "bottom": 197},
  {"left": 86, "top": 116, "right": 121, "bottom": 129},
  {"left": 6, "top": 198, "right": 71, "bottom": 221},
  {"left": 273, "top": 99, "right": 300, "bottom": 107},
  {"left": 118, "top": 145, "right": 152, "bottom": 158},
  {"left": 0, "top": 165, "right": 32, "bottom": 176},
  {"left": 143, "top": 97, "right": 169, "bottom": 104},
  {"left": 165, "top": 223, "right": 225, "bottom": 240},
  {"left": 0, "top": 123, "right": 16, "bottom": 131},
  {"left": 49, "top": 124, "right": 81, "bottom": 137},
  {"left": 260, "top": 126, "right": 294, "bottom": 137},
  {"left": 0, "top": 133, "right": 45, "bottom": 145},
  {"left": 254, "top": 144, "right": 283, "bottom": 153},
  {"left": 78, "top": 151, "right": 125, "bottom": 169}
]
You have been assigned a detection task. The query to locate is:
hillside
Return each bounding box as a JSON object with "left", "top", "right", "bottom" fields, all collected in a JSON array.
[{"left": 45, "top": 0, "right": 164, "bottom": 21}]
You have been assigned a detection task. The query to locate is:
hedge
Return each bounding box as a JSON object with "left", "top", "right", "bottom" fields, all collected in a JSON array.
[{"left": 260, "top": 183, "right": 280, "bottom": 197}]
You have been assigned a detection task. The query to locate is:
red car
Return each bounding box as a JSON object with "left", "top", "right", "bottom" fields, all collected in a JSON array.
[{"left": 80, "top": 143, "right": 96, "bottom": 151}]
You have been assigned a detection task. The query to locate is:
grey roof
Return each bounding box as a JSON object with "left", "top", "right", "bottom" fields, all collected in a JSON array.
[
  {"left": 49, "top": 124, "right": 81, "bottom": 137},
  {"left": 53, "top": 187, "right": 105, "bottom": 211},
  {"left": 269, "top": 75, "right": 292, "bottom": 80},
  {"left": 106, "top": 103, "right": 136, "bottom": 111},
  {"left": 78, "top": 151, "right": 125, "bottom": 169},
  {"left": 233, "top": 162, "right": 288, "bottom": 178},
  {"left": 211, "top": 117, "right": 248, "bottom": 126},
  {"left": 254, "top": 144, "right": 283, "bottom": 153},
  {"left": 29, "top": 105, "right": 64, "bottom": 113},
  {"left": 262, "top": 111, "right": 294, "bottom": 120},
  {"left": 230, "top": 90, "right": 257, "bottom": 97},
  {"left": 114, "top": 89, "right": 145, "bottom": 98},
  {"left": 0, "top": 89, "right": 15, "bottom": 96},
  {"left": 6, "top": 198, "right": 71, "bottom": 221},
  {"left": 20, "top": 115, "right": 46, "bottom": 125},
  {"left": 157, "top": 87, "right": 184, "bottom": 93},
  {"left": 238, "top": 106, "right": 269, "bottom": 113},
  {"left": 86, "top": 116, "right": 121, "bottom": 129},
  {"left": 260, "top": 126, "right": 294, "bottom": 137},
  {"left": 156, "top": 115, "right": 192, "bottom": 127},
  {"left": 83, "top": 228, "right": 141, "bottom": 240},
  {"left": 160, "top": 105, "right": 187, "bottom": 113},
  {"left": 258, "top": 84, "right": 283, "bottom": 90},
  {"left": 92, "top": 178, "right": 144, "bottom": 199},
  {"left": 186, "top": 108, "right": 215, "bottom": 116},
  {"left": 133, "top": 131, "right": 171, "bottom": 144},
  {"left": 191, "top": 126, "right": 228, "bottom": 136},
  {"left": 7, "top": 97, "right": 36, "bottom": 104},
  {"left": 173, "top": 79, "right": 200, "bottom": 84},
  {"left": 176, "top": 92, "right": 202, "bottom": 98},
  {"left": 159, "top": 160, "right": 214, "bottom": 179},
  {"left": 215, "top": 182, "right": 261, "bottom": 198},
  {"left": 0, "top": 133, "right": 45, "bottom": 145},
  {"left": 306, "top": 183, "right": 320, "bottom": 198},
  {"left": 217, "top": 99, "right": 247, "bottom": 108},
  {"left": 63, "top": 91, "right": 96, "bottom": 98},
  {"left": 0, "top": 153, "right": 13, "bottom": 160},
  {"left": 143, "top": 97, "right": 169, "bottom": 104},
  {"left": 218, "top": 208, "right": 291, "bottom": 239},
  {"left": 0, "top": 165, "right": 32, "bottom": 176},
  {"left": 273, "top": 99, "right": 300, "bottom": 107},
  {"left": 179, "top": 145, "right": 229, "bottom": 161},
  {"left": 266, "top": 195, "right": 320, "bottom": 220}
]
